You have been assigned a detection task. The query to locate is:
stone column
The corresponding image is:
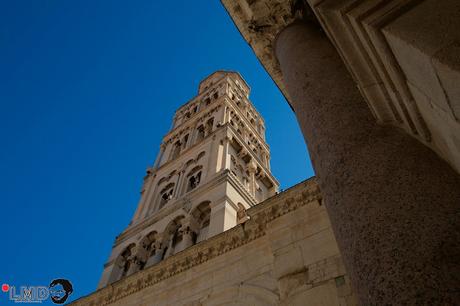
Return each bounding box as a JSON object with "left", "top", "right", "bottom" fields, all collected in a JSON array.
[
  {"left": 172, "top": 170, "right": 184, "bottom": 199},
  {"left": 222, "top": 105, "right": 229, "bottom": 123},
  {"left": 247, "top": 161, "right": 257, "bottom": 196},
  {"left": 189, "top": 123, "right": 198, "bottom": 146},
  {"left": 275, "top": 22, "right": 460, "bottom": 305},
  {"left": 220, "top": 136, "right": 230, "bottom": 171}
]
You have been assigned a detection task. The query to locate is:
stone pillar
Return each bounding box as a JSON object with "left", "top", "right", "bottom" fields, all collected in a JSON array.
[
  {"left": 247, "top": 161, "right": 257, "bottom": 196},
  {"left": 172, "top": 170, "right": 184, "bottom": 199},
  {"left": 275, "top": 22, "right": 460, "bottom": 305},
  {"left": 208, "top": 198, "right": 237, "bottom": 238},
  {"left": 189, "top": 123, "right": 198, "bottom": 146},
  {"left": 220, "top": 136, "right": 230, "bottom": 171}
]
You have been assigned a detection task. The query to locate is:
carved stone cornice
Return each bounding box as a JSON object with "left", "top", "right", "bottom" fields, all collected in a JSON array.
[
  {"left": 113, "top": 167, "right": 260, "bottom": 248},
  {"left": 69, "top": 178, "right": 321, "bottom": 306},
  {"left": 221, "top": 0, "right": 441, "bottom": 164}
]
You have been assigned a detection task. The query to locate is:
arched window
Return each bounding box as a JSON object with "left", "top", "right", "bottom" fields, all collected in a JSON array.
[
  {"left": 171, "top": 141, "right": 181, "bottom": 160},
  {"left": 181, "top": 134, "right": 189, "bottom": 150},
  {"left": 192, "top": 201, "right": 211, "bottom": 243},
  {"left": 206, "top": 117, "right": 214, "bottom": 134},
  {"left": 162, "top": 216, "right": 184, "bottom": 259},
  {"left": 186, "top": 166, "right": 202, "bottom": 192},
  {"left": 108, "top": 243, "right": 136, "bottom": 284},
  {"left": 119, "top": 245, "right": 134, "bottom": 278},
  {"left": 196, "top": 125, "right": 205, "bottom": 143},
  {"left": 159, "top": 183, "right": 174, "bottom": 209},
  {"left": 141, "top": 231, "right": 164, "bottom": 268}
]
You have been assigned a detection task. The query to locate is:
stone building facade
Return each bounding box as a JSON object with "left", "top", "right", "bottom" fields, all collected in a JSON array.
[
  {"left": 71, "top": 72, "right": 357, "bottom": 305},
  {"left": 72, "top": 179, "right": 356, "bottom": 306},
  {"left": 97, "top": 71, "right": 279, "bottom": 289},
  {"left": 221, "top": 1, "right": 460, "bottom": 305}
]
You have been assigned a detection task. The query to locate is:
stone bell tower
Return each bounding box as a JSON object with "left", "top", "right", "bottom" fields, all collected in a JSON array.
[{"left": 98, "top": 71, "right": 279, "bottom": 288}]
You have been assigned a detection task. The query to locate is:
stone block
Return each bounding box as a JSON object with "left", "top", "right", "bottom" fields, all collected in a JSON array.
[
  {"left": 297, "top": 228, "right": 340, "bottom": 267},
  {"left": 273, "top": 244, "right": 304, "bottom": 279}
]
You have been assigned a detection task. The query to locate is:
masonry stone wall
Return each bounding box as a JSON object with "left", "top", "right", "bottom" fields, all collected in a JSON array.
[{"left": 70, "top": 179, "right": 356, "bottom": 306}]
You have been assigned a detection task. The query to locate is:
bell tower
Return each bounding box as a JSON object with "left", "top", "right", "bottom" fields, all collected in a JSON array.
[{"left": 98, "top": 71, "right": 279, "bottom": 288}]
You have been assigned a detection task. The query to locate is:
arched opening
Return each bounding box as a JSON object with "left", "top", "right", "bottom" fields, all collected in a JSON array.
[
  {"left": 192, "top": 201, "right": 211, "bottom": 243},
  {"left": 162, "top": 216, "right": 185, "bottom": 259},
  {"left": 206, "top": 117, "right": 214, "bottom": 134},
  {"left": 108, "top": 243, "right": 136, "bottom": 284},
  {"left": 171, "top": 141, "right": 181, "bottom": 160},
  {"left": 186, "top": 166, "right": 203, "bottom": 193},
  {"left": 181, "top": 134, "right": 189, "bottom": 150},
  {"left": 140, "top": 231, "right": 163, "bottom": 268},
  {"left": 158, "top": 183, "right": 175, "bottom": 210},
  {"left": 196, "top": 125, "right": 205, "bottom": 143}
]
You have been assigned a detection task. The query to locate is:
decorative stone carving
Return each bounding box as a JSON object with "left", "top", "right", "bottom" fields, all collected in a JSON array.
[
  {"left": 72, "top": 179, "right": 320, "bottom": 306},
  {"left": 236, "top": 203, "right": 249, "bottom": 224}
]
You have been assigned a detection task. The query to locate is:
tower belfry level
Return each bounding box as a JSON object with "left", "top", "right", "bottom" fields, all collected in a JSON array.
[{"left": 98, "top": 71, "right": 279, "bottom": 287}]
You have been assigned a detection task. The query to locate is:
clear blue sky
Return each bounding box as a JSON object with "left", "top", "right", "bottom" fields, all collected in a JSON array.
[{"left": 0, "top": 1, "right": 314, "bottom": 304}]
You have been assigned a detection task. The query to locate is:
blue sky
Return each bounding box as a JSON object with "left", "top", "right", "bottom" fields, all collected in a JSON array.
[{"left": 0, "top": 1, "right": 313, "bottom": 304}]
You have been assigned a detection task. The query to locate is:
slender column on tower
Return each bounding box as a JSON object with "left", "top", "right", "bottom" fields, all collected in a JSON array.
[
  {"left": 220, "top": 136, "right": 230, "bottom": 171},
  {"left": 275, "top": 21, "right": 460, "bottom": 305},
  {"left": 247, "top": 161, "right": 256, "bottom": 196},
  {"left": 172, "top": 171, "right": 183, "bottom": 199}
]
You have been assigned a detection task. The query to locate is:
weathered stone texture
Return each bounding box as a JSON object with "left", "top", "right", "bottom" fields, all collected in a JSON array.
[
  {"left": 98, "top": 71, "right": 279, "bottom": 289},
  {"left": 275, "top": 22, "right": 460, "bottom": 305},
  {"left": 70, "top": 179, "right": 357, "bottom": 306},
  {"left": 221, "top": 0, "right": 460, "bottom": 173}
]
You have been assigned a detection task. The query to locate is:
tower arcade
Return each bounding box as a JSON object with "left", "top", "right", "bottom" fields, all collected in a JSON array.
[{"left": 98, "top": 71, "right": 279, "bottom": 288}]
